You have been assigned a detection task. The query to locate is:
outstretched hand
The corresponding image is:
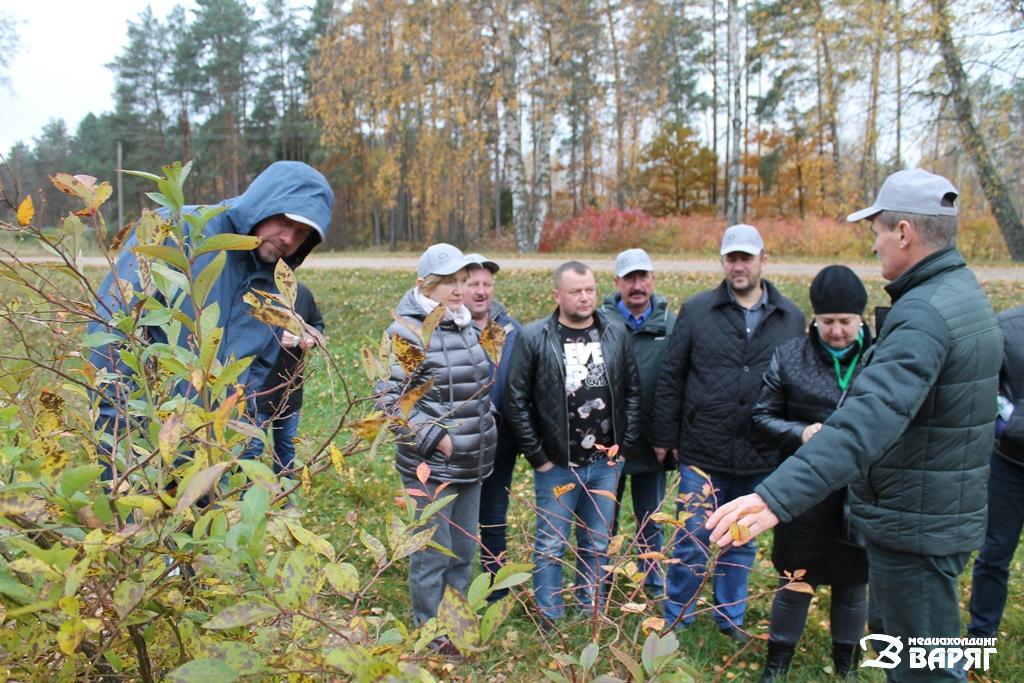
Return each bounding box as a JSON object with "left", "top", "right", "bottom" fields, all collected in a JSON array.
[{"left": 704, "top": 493, "right": 780, "bottom": 549}]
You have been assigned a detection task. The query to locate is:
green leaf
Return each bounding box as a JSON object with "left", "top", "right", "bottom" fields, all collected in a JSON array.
[
  {"left": 285, "top": 521, "right": 335, "bottom": 562},
  {"left": 438, "top": 586, "right": 479, "bottom": 652},
  {"left": 237, "top": 459, "right": 279, "bottom": 494},
  {"left": 467, "top": 572, "right": 491, "bottom": 608},
  {"left": 203, "top": 599, "right": 278, "bottom": 630},
  {"left": 323, "top": 562, "right": 359, "bottom": 597},
  {"left": 278, "top": 549, "right": 318, "bottom": 609},
  {"left": 491, "top": 571, "right": 532, "bottom": 594},
  {"left": 58, "top": 464, "right": 105, "bottom": 498},
  {"left": 200, "top": 641, "right": 265, "bottom": 677},
  {"left": 580, "top": 642, "right": 599, "bottom": 675},
  {"left": 412, "top": 492, "right": 458, "bottom": 528},
  {"left": 641, "top": 631, "right": 660, "bottom": 673},
  {"left": 133, "top": 244, "right": 189, "bottom": 274},
  {"left": 359, "top": 529, "right": 387, "bottom": 568},
  {"left": 611, "top": 645, "right": 644, "bottom": 682},
  {"left": 174, "top": 463, "right": 231, "bottom": 514},
  {"left": 390, "top": 525, "right": 436, "bottom": 562},
  {"left": 82, "top": 331, "right": 124, "bottom": 348},
  {"left": 113, "top": 580, "right": 145, "bottom": 618},
  {"left": 165, "top": 657, "right": 239, "bottom": 683},
  {"left": 121, "top": 169, "right": 162, "bottom": 182},
  {"left": 192, "top": 232, "right": 260, "bottom": 258},
  {"left": 480, "top": 595, "right": 514, "bottom": 643},
  {"left": 192, "top": 251, "right": 226, "bottom": 309}
]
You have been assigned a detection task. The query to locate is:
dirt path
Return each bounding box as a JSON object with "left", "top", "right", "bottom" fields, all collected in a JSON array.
[
  {"left": 12, "top": 254, "right": 1024, "bottom": 282},
  {"left": 298, "top": 254, "right": 1024, "bottom": 282}
]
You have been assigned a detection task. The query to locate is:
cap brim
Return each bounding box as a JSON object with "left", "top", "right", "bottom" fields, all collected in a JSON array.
[
  {"left": 720, "top": 246, "right": 762, "bottom": 256},
  {"left": 615, "top": 266, "right": 654, "bottom": 277},
  {"left": 846, "top": 206, "right": 881, "bottom": 223},
  {"left": 284, "top": 212, "right": 324, "bottom": 238}
]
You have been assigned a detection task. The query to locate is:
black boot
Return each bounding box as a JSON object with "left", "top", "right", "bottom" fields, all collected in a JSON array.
[
  {"left": 759, "top": 641, "right": 795, "bottom": 682},
  {"left": 832, "top": 641, "right": 860, "bottom": 679}
]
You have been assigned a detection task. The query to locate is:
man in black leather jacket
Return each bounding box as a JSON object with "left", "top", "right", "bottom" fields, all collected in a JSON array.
[{"left": 505, "top": 261, "right": 641, "bottom": 623}]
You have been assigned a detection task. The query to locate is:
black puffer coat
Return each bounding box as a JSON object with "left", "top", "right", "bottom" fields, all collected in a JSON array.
[
  {"left": 996, "top": 306, "right": 1024, "bottom": 467},
  {"left": 505, "top": 310, "right": 641, "bottom": 469},
  {"left": 653, "top": 280, "right": 805, "bottom": 474},
  {"left": 378, "top": 289, "right": 497, "bottom": 484},
  {"left": 752, "top": 324, "right": 872, "bottom": 585}
]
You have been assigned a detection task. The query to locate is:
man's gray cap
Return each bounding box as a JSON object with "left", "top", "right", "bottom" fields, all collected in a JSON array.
[
  {"left": 614, "top": 248, "right": 654, "bottom": 277},
  {"left": 720, "top": 224, "right": 765, "bottom": 256},
  {"left": 418, "top": 243, "right": 469, "bottom": 278},
  {"left": 847, "top": 169, "right": 959, "bottom": 222},
  {"left": 465, "top": 252, "right": 500, "bottom": 274}
]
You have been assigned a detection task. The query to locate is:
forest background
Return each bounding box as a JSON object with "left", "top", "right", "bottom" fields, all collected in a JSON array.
[{"left": 1, "top": 0, "right": 1023, "bottom": 260}]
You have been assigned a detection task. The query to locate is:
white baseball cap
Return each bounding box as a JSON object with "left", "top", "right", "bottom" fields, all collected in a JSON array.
[
  {"left": 847, "top": 169, "right": 959, "bottom": 222},
  {"left": 417, "top": 243, "right": 470, "bottom": 278},
  {"left": 720, "top": 224, "right": 765, "bottom": 256},
  {"left": 614, "top": 248, "right": 655, "bottom": 277}
]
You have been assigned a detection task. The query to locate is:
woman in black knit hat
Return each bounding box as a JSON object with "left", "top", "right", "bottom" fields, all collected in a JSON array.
[{"left": 752, "top": 265, "right": 871, "bottom": 681}]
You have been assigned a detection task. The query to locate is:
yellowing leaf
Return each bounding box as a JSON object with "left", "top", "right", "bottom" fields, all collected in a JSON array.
[
  {"left": 391, "top": 334, "right": 424, "bottom": 374},
  {"left": 595, "top": 443, "right": 620, "bottom": 458},
  {"left": 398, "top": 378, "right": 434, "bottom": 418},
  {"left": 420, "top": 305, "right": 445, "bottom": 350},
  {"left": 689, "top": 465, "right": 711, "bottom": 481},
  {"left": 553, "top": 483, "right": 576, "bottom": 498},
  {"left": 479, "top": 320, "right": 507, "bottom": 365},
  {"left": 642, "top": 617, "right": 665, "bottom": 632},
  {"left": 16, "top": 195, "right": 34, "bottom": 226},
  {"left": 736, "top": 503, "right": 766, "bottom": 520},
  {"left": 729, "top": 522, "right": 752, "bottom": 544},
  {"left": 636, "top": 551, "right": 667, "bottom": 561},
  {"left": 301, "top": 466, "right": 312, "bottom": 496},
  {"left": 328, "top": 442, "right": 345, "bottom": 476},
  {"left": 57, "top": 617, "right": 86, "bottom": 655},
  {"left": 274, "top": 259, "right": 297, "bottom": 309},
  {"left": 592, "top": 489, "right": 617, "bottom": 501},
  {"left": 350, "top": 412, "right": 389, "bottom": 442},
  {"left": 286, "top": 521, "right": 336, "bottom": 562},
  {"left": 158, "top": 415, "right": 183, "bottom": 466},
  {"left": 783, "top": 581, "right": 815, "bottom": 595},
  {"left": 607, "top": 534, "right": 625, "bottom": 556},
  {"left": 621, "top": 602, "right": 647, "bottom": 613}
]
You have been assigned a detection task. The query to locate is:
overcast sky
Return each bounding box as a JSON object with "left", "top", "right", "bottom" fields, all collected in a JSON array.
[{"left": 0, "top": 1, "right": 195, "bottom": 155}]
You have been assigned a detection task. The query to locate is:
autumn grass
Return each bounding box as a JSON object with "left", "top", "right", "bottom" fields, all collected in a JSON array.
[{"left": 287, "top": 268, "right": 1024, "bottom": 682}]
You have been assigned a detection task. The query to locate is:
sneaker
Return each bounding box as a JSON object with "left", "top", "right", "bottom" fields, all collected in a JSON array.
[{"left": 719, "top": 626, "right": 750, "bottom": 644}]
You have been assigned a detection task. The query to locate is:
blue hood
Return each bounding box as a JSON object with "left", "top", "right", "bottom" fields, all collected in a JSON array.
[{"left": 223, "top": 160, "right": 334, "bottom": 266}]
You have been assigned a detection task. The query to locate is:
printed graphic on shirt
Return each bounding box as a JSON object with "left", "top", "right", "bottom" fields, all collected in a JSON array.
[{"left": 560, "top": 323, "right": 613, "bottom": 464}]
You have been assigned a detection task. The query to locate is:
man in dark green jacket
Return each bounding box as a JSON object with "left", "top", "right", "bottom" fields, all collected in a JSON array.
[
  {"left": 706, "top": 169, "right": 1002, "bottom": 682},
  {"left": 601, "top": 248, "right": 675, "bottom": 596}
]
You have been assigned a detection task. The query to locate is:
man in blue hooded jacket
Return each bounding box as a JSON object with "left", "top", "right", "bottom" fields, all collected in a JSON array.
[{"left": 90, "top": 161, "right": 333, "bottom": 480}]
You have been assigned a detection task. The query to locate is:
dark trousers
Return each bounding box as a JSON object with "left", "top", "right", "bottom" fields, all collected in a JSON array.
[
  {"left": 968, "top": 451, "right": 1024, "bottom": 636},
  {"left": 478, "top": 441, "right": 518, "bottom": 599},
  {"left": 769, "top": 580, "right": 867, "bottom": 647},
  {"left": 867, "top": 542, "right": 970, "bottom": 682},
  {"left": 612, "top": 469, "right": 668, "bottom": 590}
]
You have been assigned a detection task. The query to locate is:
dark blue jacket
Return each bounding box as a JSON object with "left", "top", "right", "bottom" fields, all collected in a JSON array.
[{"left": 89, "top": 161, "right": 333, "bottom": 413}]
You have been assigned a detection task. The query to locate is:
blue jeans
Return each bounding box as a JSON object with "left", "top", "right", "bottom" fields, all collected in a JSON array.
[
  {"left": 613, "top": 469, "right": 668, "bottom": 591},
  {"left": 968, "top": 451, "right": 1024, "bottom": 636},
  {"left": 479, "top": 440, "right": 519, "bottom": 600},
  {"left": 533, "top": 459, "right": 624, "bottom": 620},
  {"left": 242, "top": 411, "right": 300, "bottom": 476},
  {"left": 664, "top": 467, "right": 766, "bottom": 629}
]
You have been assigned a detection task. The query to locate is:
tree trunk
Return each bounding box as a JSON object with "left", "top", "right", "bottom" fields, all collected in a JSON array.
[
  {"left": 932, "top": 0, "right": 1024, "bottom": 260},
  {"left": 604, "top": 0, "right": 626, "bottom": 210},
  {"left": 726, "top": 0, "right": 742, "bottom": 225},
  {"left": 710, "top": 0, "right": 719, "bottom": 211}
]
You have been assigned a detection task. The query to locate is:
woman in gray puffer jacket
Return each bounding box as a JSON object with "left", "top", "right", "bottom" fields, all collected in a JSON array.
[{"left": 377, "top": 243, "right": 497, "bottom": 652}]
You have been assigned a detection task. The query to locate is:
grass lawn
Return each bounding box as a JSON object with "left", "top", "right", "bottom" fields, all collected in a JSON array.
[{"left": 282, "top": 266, "right": 1024, "bottom": 682}]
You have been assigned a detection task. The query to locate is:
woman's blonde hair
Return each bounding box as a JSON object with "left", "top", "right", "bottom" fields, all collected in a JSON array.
[{"left": 418, "top": 270, "right": 464, "bottom": 297}]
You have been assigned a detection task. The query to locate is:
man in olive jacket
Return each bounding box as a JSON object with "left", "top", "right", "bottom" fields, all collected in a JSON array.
[
  {"left": 653, "top": 224, "right": 805, "bottom": 637},
  {"left": 600, "top": 248, "right": 675, "bottom": 595},
  {"left": 707, "top": 169, "right": 1001, "bottom": 682},
  {"left": 506, "top": 261, "right": 641, "bottom": 622}
]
